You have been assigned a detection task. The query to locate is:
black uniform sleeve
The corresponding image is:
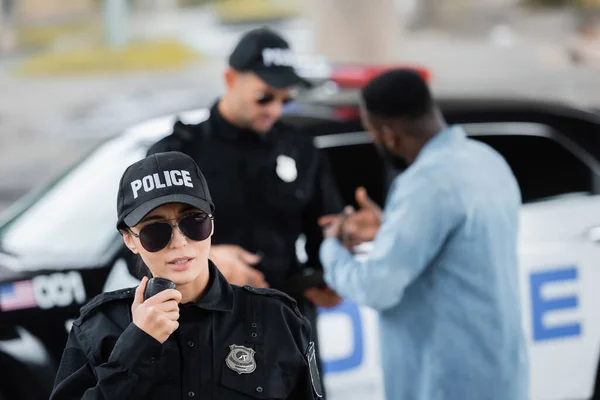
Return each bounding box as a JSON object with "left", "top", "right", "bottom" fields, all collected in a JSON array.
[
  {"left": 146, "top": 135, "right": 176, "bottom": 157},
  {"left": 50, "top": 322, "right": 163, "bottom": 400},
  {"left": 302, "top": 150, "right": 344, "bottom": 269}
]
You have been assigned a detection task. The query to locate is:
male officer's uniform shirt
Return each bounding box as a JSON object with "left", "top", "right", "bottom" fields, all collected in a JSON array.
[
  {"left": 147, "top": 101, "right": 343, "bottom": 296},
  {"left": 50, "top": 262, "right": 322, "bottom": 399}
]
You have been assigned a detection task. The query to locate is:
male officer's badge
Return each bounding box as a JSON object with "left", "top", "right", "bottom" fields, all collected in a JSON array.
[
  {"left": 226, "top": 345, "right": 257, "bottom": 374},
  {"left": 276, "top": 154, "right": 297, "bottom": 183},
  {"left": 306, "top": 341, "right": 324, "bottom": 398}
]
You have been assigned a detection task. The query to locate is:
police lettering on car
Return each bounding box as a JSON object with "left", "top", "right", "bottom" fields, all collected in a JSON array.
[
  {"left": 146, "top": 27, "right": 345, "bottom": 393},
  {"left": 50, "top": 152, "right": 323, "bottom": 399}
]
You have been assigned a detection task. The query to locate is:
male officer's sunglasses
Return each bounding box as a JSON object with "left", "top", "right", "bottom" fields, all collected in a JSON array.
[
  {"left": 255, "top": 91, "right": 293, "bottom": 106},
  {"left": 129, "top": 213, "right": 214, "bottom": 253}
]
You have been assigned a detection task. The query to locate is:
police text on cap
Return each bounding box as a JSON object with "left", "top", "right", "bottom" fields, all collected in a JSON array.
[{"left": 131, "top": 170, "right": 194, "bottom": 199}]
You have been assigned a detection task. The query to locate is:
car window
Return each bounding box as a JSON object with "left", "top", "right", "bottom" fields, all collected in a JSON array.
[
  {"left": 470, "top": 132, "right": 597, "bottom": 204},
  {"left": 316, "top": 122, "right": 599, "bottom": 206},
  {"left": 0, "top": 139, "right": 147, "bottom": 264},
  {"left": 315, "top": 133, "right": 388, "bottom": 208}
]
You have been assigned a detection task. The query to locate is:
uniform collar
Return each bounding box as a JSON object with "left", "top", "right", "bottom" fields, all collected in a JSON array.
[
  {"left": 210, "top": 100, "right": 273, "bottom": 144},
  {"left": 192, "top": 259, "right": 234, "bottom": 312}
]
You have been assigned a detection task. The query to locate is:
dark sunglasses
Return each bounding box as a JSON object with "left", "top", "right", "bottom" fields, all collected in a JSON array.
[
  {"left": 256, "top": 92, "right": 294, "bottom": 106},
  {"left": 129, "top": 213, "right": 214, "bottom": 253}
]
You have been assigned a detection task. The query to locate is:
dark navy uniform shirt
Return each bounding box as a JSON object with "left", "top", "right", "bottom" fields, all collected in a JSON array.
[{"left": 50, "top": 262, "right": 322, "bottom": 399}]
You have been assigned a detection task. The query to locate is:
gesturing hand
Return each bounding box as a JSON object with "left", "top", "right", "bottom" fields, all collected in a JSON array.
[{"left": 210, "top": 245, "right": 269, "bottom": 288}]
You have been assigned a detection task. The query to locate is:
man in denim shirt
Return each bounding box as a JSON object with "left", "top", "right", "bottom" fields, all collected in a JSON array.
[{"left": 318, "top": 69, "right": 529, "bottom": 400}]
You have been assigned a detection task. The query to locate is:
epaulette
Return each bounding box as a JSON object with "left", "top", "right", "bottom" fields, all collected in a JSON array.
[
  {"left": 241, "top": 286, "right": 304, "bottom": 320},
  {"left": 172, "top": 119, "right": 194, "bottom": 142},
  {"left": 75, "top": 287, "right": 136, "bottom": 325}
]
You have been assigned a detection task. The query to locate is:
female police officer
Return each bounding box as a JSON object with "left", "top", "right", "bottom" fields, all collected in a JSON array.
[{"left": 50, "top": 151, "right": 323, "bottom": 400}]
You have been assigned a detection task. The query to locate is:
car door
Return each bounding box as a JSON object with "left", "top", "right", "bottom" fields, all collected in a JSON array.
[
  {"left": 309, "top": 133, "right": 387, "bottom": 400},
  {"left": 315, "top": 121, "right": 600, "bottom": 400},
  {"left": 466, "top": 122, "right": 600, "bottom": 400}
]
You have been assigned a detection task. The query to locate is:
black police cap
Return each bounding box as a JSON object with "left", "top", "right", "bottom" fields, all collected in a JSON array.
[
  {"left": 228, "top": 27, "right": 310, "bottom": 89},
  {"left": 116, "top": 152, "right": 214, "bottom": 230}
]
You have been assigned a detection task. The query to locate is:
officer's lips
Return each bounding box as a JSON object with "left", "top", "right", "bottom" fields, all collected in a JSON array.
[{"left": 167, "top": 256, "right": 194, "bottom": 271}]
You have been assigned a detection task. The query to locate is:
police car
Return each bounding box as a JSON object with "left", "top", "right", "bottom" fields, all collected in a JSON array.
[{"left": 1, "top": 66, "right": 600, "bottom": 400}]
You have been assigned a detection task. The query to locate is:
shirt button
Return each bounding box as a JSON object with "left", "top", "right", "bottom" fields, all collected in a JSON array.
[
  {"left": 252, "top": 323, "right": 257, "bottom": 328},
  {"left": 150, "top": 357, "right": 156, "bottom": 364},
  {"left": 256, "top": 387, "right": 263, "bottom": 393},
  {"left": 188, "top": 391, "right": 195, "bottom": 397},
  {"left": 188, "top": 341, "right": 195, "bottom": 347},
  {"left": 252, "top": 333, "right": 258, "bottom": 338}
]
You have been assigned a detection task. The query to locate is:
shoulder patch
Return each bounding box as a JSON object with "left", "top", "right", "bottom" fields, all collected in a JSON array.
[
  {"left": 75, "top": 287, "right": 136, "bottom": 325},
  {"left": 241, "top": 286, "right": 303, "bottom": 318}
]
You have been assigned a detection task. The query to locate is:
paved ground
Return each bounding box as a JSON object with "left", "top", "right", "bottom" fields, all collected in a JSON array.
[
  {"left": 1, "top": 6, "right": 599, "bottom": 212},
  {"left": 0, "top": 57, "right": 226, "bottom": 211}
]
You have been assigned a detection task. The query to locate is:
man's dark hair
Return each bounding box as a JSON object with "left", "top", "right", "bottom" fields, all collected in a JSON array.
[{"left": 361, "top": 68, "right": 434, "bottom": 120}]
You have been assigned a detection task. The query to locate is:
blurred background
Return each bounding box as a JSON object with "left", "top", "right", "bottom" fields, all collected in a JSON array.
[
  {"left": 1, "top": 0, "right": 600, "bottom": 212},
  {"left": 2, "top": 1, "right": 600, "bottom": 399}
]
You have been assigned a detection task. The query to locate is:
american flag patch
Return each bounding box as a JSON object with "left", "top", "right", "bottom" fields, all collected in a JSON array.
[{"left": 0, "top": 280, "right": 37, "bottom": 312}]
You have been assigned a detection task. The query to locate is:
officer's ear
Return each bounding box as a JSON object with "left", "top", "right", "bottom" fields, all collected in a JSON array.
[
  {"left": 381, "top": 124, "right": 398, "bottom": 149},
  {"left": 121, "top": 229, "right": 140, "bottom": 255},
  {"left": 224, "top": 67, "right": 240, "bottom": 90}
]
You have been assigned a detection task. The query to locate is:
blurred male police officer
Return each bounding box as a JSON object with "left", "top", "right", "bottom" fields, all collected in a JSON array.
[{"left": 147, "top": 27, "right": 344, "bottom": 392}]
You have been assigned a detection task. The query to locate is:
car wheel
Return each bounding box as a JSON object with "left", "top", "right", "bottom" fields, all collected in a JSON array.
[{"left": 0, "top": 354, "right": 52, "bottom": 400}]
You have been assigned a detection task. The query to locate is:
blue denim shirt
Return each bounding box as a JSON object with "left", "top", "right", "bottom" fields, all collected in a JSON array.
[{"left": 320, "top": 126, "right": 529, "bottom": 400}]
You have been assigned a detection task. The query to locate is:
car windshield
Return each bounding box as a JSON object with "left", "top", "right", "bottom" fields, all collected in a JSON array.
[
  {"left": 0, "top": 109, "right": 204, "bottom": 266},
  {"left": 0, "top": 138, "right": 148, "bottom": 263}
]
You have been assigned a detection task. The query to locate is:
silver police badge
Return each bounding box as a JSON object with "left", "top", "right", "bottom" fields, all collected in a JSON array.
[
  {"left": 276, "top": 154, "right": 297, "bottom": 183},
  {"left": 226, "top": 345, "right": 257, "bottom": 374}
]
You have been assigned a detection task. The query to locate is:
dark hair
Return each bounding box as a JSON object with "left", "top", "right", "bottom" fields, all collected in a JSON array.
[
  {"left": 361, "top": 68, "right": 434, "bottom": 120},
  {"left": 118, "top": 228, "right": 149, "bottom": 279},
  {"left": 135, "top": 255, "right": 153, "bottom": 279}
]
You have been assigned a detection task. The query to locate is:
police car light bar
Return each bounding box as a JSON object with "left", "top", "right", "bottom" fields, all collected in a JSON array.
[
  {"left": 330, "top": 64, "right": 433, "bottom": 89},
  {"left": 294, "top": 52, "right": 432, "bottom": 90}
]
